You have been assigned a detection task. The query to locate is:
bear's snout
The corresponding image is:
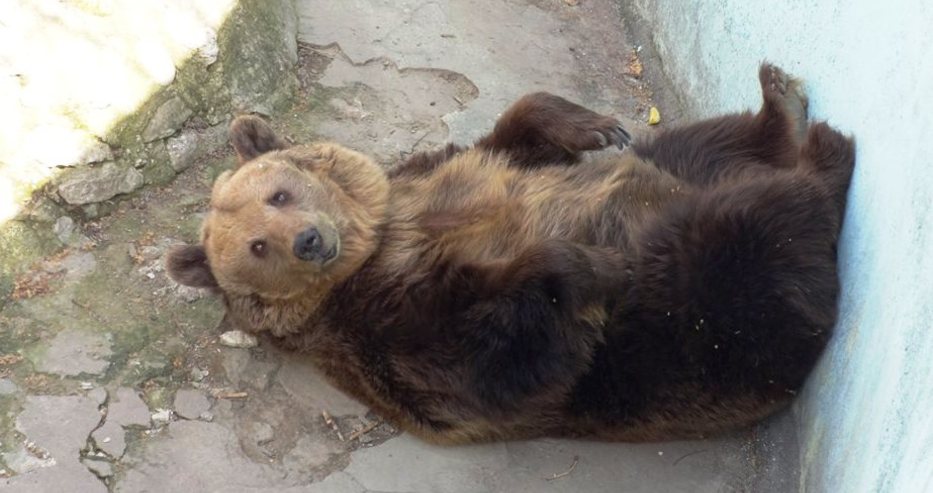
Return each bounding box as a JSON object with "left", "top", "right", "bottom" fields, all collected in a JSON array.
[{"left": 293, "top": 226, "right": 338, "bottom": 263}]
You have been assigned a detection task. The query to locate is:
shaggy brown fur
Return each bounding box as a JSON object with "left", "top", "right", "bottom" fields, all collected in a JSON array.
[{"left": 167, "top": 64, "right": 855, "bottom": 444}]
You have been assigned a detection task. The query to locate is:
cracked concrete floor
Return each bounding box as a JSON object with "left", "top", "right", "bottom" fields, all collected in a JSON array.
[{"left": 1, "top": 1, "right": 791, "bottom": 491}]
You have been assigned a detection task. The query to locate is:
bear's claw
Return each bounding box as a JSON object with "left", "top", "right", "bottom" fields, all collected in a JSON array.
[{"left": 592, "top": 123, "right": 632, "bottom": 150}]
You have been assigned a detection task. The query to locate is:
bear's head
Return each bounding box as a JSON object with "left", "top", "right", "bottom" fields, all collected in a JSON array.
[{"left": 166, "top": 116, "right": 389, "bottom": 336}]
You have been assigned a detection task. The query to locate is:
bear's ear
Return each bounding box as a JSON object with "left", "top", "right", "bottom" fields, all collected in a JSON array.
[
  {"left": 165, "top": 244, "right": 218, "bottom": 289},
  {"left": 229, "top": 115, "right": 290, "bottom": 164}
]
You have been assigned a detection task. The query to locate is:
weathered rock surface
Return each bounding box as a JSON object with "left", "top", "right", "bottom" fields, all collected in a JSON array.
[
  {"left": 303, "top": 472, "right": 367, "bottom": 493},
  {"left": 82, "top": 457, "right": 114, "bottom": 478},
  {"left": 142, "top": 96, "right": 194, "bottom": 142},
  {"left": 343, "top": 434, "right": 509, "bottom": 493},
  {"left": 0, "top": 378, "right": 18, "bottom": 395},
  {"left": 52, "top": 216, "right": 75, "bottom": 244},
  {"left": 92, "top": 421, "right": 124, "bottom": 458},
  {"left": 117, "top": 420, "right": 279, "bottom": 492},
  {"left": 1, "top": 464, "right": 106, "bottom": 493},
  {"left": 167, "top": 123, "right": 229, "bottom": 171},
  {"left": 108, "top": 388, "right": 152, "bottom": 427},
  {"left": 276, "top": 353, "right": 368, "bottom": 416},
  {"left": 173, "top": 0, "right": 300, "bottom": 123},
  {"left": 173, "top": 388, "right": 211, "bottom": 419},
  {"left": 92, "top": 387, "right": 151, "bottom": 458},
  {"left": 56, "top": 163, "right": 144, "bottom": 205},
  {"left": 89, "top": 387, "right": 108, "bottom": 406},
  {"left": 60, "top": 251, "right": 98, "bottom": 281},
  {"left": 221, "top": 347, "right": 279, "bottom": 390},
  {"left": 33, "top": 328, "right": 112, "bottom": 377},
  {"left": 2, "top": 395, "right": 105, "bottom": 493}
]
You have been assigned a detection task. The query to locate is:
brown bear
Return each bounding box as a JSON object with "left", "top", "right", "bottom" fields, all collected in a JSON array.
[{"left": 167, "top": 64, "right": 854, "bottom": 444}]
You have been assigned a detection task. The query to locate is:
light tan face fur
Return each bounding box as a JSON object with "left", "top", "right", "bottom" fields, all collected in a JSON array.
[
  {"left": 167, "top": 116, "right": 390, "bottom": 335},
  {"left": 202, "top": 151, "right": 347, "bottom": 300}
]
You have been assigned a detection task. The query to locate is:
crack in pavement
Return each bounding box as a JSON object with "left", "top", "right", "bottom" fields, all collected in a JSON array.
[
  {"left": 4, "top": 395, "right": 107, "bottom": 492},
  {"left": 80, "top": 388, "right": 113, "bottom": 489}
]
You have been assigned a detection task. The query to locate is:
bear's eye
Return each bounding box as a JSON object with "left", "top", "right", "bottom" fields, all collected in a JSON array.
[
  {"left": 269, "top": 190, "right": 290, "bottom": 207},
  {"left": 250, "top": 240, "right": 268, "bottom": 258}
]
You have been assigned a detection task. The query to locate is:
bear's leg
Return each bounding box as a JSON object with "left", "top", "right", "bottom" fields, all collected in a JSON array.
[
  {"left": 475, "top": 92, "right": 631, "bottom": 168},
  {"left": 759, "top": 63, "right": 809, "bottom": 144},
  {"left": 433, "top": 240, "right": 625, "bottom": 416},
  {"left": 629, "top": 171, "right": 842, "bottom": 398},
  {"left": 633, "top": 63, "right": 808, "bottom": 185},
  {"left": 797, "top": 121, "right": 856, "bottom": 223}
]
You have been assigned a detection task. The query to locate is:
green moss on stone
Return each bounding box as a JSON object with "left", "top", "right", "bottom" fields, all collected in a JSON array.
[
  {"left": 0, "top": 221, "right": 62, "bottom": 276},
  {"left": 175, "top": 0, "right": 298, "bottom": 119},
  {"left": 0, "top": 276, "right": 12, "bottom": 311},
  {"left": 103, "top": 87, "right": 179, "bottom": 149},
  {"left": 142, "top": 162, "right": 178, "bottom": 188}
]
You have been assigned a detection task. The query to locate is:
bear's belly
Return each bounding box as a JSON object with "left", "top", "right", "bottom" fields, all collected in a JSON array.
[{"left": 407, "top": 154, "right": 687, "bottom": 264}]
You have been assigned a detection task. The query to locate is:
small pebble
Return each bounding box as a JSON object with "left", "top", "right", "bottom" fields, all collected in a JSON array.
[
  {"left": 219, "top": 330, "right": 258, "bottom": 349},
  {"left": 191, "top": 367, "right": 208, "bottom": 381},
  {"left": 151, "top": 408, "right": 173, "bottom": 424}
]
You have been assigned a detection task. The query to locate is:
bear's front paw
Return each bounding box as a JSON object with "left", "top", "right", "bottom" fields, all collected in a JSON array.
[{"left": 519, "top": 93, "right": 632, "bottom": 151}]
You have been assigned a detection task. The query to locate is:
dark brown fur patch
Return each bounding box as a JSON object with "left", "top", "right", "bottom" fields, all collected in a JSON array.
[{"left": 165, "top": 244, "right": 217, "bottom": 289}]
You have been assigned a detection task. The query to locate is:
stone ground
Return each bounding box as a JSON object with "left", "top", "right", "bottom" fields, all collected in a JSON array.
[{"left": 0, "top": 1, "right": 793, "bottom": 491}]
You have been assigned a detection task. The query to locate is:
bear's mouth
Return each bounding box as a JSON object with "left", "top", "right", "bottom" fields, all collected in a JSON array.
[
  {"left": 320, "top": 242, "right": 339, "bottom": 264},
  {"left": 292, "top": 223, "right": 340, "bottom": 265}
]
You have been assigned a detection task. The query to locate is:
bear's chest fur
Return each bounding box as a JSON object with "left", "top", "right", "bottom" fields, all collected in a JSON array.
[{"left": 379, "top": 150, "right": 686, "bottom": 271}]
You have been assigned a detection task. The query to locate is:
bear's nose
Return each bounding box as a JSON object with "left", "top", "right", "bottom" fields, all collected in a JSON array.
[{"left": 293, "top": 227, "right": 324, "bottom": 261}]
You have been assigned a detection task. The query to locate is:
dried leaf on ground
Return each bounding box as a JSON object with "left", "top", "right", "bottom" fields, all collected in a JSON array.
[
  {"left": 11, "top": 271, "right": 63, "bottom": 300},
  {"left": 626, "top": 51, "right": 644, "bottom": 78},
  {"left": 648, "top": 106, "right": 661, "bottom": 125},
  {"left": 0, "top": 354, "right": 24, "bottom": 366}
]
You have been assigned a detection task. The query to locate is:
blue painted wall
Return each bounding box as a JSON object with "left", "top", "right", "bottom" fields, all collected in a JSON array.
[{"left": 629, "top": 0, "right": 933, "bottom": 491}]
